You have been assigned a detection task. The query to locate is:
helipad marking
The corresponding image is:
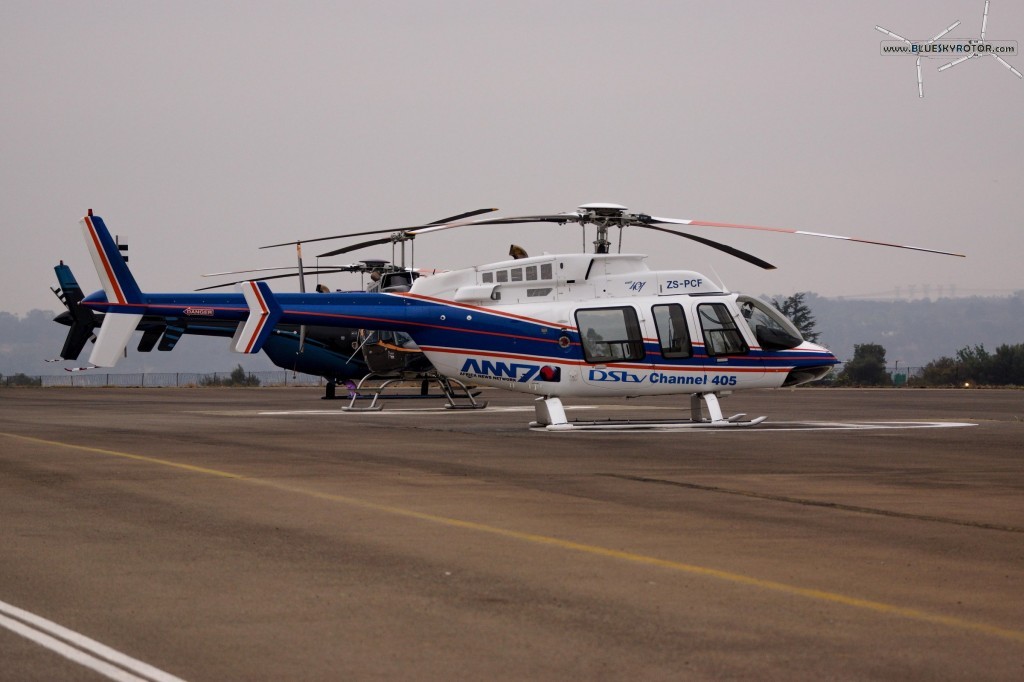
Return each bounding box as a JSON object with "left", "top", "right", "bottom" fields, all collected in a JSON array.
[
  {"left": 1, "top": 430, "right": 1018, "bottom": 645},
  {"left": 556, "top": 421, "right": 979, "bottom": 433},
  {"left": 252, "top": 405, "right": 603, "bottom": 416}
]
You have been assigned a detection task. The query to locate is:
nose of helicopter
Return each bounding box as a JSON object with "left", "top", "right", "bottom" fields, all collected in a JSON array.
[{"left": 781, "top": 341, "right": 839, "bottom": 387}]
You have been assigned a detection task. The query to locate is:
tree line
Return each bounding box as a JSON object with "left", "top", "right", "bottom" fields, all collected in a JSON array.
[
  {"left": 774, "top": 293, "right": 1024, "bottom": 387},
  {"left": 832, "top": 342, "right": 1024, "bottom": 387}
]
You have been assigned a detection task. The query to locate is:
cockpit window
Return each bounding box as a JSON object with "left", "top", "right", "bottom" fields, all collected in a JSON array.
[
  {"left": 698, "top": 303, "right": 749, "bottom": 356},
  {"left": 575, "top": 306, "right": 645, "bottom": 363},
  {"left": 652, "top": 304, "right": 692, "bottom": 358},
  {"left": 737, "top": 296, "right": 803, "bottom": 350}
]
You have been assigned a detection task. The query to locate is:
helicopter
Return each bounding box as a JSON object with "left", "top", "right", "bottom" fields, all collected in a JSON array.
[{"left": 75, "top": 204, "right": 963, "bottom": 430}]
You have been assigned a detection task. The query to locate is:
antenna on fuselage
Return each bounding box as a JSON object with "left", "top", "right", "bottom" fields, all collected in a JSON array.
[{"left": 707, "top": 264, "right": 729, "bottom": 293}]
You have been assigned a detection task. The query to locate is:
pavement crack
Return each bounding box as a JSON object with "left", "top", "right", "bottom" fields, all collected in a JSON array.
[{"left": 597, "top": 474, "right": 1024, "bottom": 534}]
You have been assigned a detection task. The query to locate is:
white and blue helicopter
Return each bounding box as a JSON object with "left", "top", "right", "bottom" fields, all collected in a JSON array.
[{"left": 77, "top": 204, "right": 963, "bottom": 430}]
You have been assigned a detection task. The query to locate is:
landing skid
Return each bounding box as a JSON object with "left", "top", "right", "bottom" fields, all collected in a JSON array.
[
  {"left": 341, "top": 373, "right": 487, "bottom": 412},
  {"left": 530, "top": 393, "right": 766, "bottom": 431}
]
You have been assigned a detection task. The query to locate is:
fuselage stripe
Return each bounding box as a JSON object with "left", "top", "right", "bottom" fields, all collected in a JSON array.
[{"left": 400, "top": 292, "right": 575, "bottom": 329}]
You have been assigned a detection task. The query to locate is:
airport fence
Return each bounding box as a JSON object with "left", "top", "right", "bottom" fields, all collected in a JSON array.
[{"left": 1, "top": 370, "right": 326, "bottom": 388}]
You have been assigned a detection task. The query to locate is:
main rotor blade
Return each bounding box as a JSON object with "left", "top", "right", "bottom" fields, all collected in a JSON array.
[
  {"left": 203, "top": 264, "right": 364, "bottom": 278},
  {"left": 260, "top": 208, "right": 498, "bottom": 249},
  {"left": 647, "top": 218, "right": 965, "bottom": 258},
  {"left": 203, "top": 265, "right": 315, "bottom": 277},
  {"left": 637, "top": 225, "right": 776, "bottom": 270},
  {"left": 195, "top": 267, "right": 360, "bottom": 291},
  {"left": 426, "top": 207, "right": 499, "bottom": 225},
  {"left": 408, "top": 212, "right": 583, "bottom": 236},
  {"left": 317, "top": 237, "right": 392, "bottom": 258}
]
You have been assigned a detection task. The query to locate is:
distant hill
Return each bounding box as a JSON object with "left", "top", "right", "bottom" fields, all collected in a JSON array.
[
  {"left": 3, "top": 293, "right": 1023, "bottom": 376},
  {"left": 802, "top": 293, "right": 1024, "bottom": 369}
]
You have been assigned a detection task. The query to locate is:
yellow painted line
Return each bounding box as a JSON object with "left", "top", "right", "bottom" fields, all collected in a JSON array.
[{"left": 4, "top": 431, "right": 1023, "bottom": 645}]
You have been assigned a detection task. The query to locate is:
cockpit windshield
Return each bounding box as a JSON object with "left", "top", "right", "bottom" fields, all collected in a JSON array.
[{"left": 737, "top": 296, "right": 804, "bottom": 350}]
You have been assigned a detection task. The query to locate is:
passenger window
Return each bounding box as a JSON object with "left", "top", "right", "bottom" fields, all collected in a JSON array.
[
  {"left": 698, "top": 303, "right": 749, "bottom": 356},
  {"left": 575, "top": 307, "right": 645, "bottom": 363},
  {"left": 652, "top": 304, "right": 692, "bottom": 358}
]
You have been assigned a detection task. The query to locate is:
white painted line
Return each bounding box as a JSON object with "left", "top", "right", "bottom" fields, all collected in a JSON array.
[
  {"left": 751, "top": 421, "right": 978, "bottom": 432},
  {"left": 0, "top": 600, "right": 186, "bottom": 682},
  {"left": 256, "top": 405, "right": 604, "bottom": 416},
  {"left": 543, "top": 421, "right": 979, "bottom": 433}
]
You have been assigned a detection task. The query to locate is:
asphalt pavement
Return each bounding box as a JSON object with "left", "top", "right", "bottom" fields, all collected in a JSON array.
[{"left": 1, "top": 387, "right": 1022, "bottom": 680}]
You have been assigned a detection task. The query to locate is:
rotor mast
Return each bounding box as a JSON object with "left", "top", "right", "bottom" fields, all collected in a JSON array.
[{"left": 575, "top": 203, "right": 650, "bottom": 254}]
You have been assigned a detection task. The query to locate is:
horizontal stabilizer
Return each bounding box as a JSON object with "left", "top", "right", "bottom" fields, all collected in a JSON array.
[
  {"left": 88, "top": 312, "right": 143, "bottom": 367},
  {"left": 234, "top": 281, "right": 281, "bottom": 354}
]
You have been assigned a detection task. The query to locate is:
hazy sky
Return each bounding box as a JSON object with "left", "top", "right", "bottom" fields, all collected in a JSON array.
[{"left": 3, "top": 0, "right": 1022, "bottom": 317}]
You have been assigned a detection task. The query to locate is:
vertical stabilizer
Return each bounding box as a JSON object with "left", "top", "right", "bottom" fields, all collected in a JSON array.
[
  {"left": 80, "top": 211, "right": 143, "bottom": 305},
  {"left": 234, "top": 281, "right": 282, "bottom": 354}
]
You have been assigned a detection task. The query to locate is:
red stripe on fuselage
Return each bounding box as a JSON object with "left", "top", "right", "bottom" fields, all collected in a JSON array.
[{"left": 399, "top": 292, "right": 576, "bottom": 330}]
